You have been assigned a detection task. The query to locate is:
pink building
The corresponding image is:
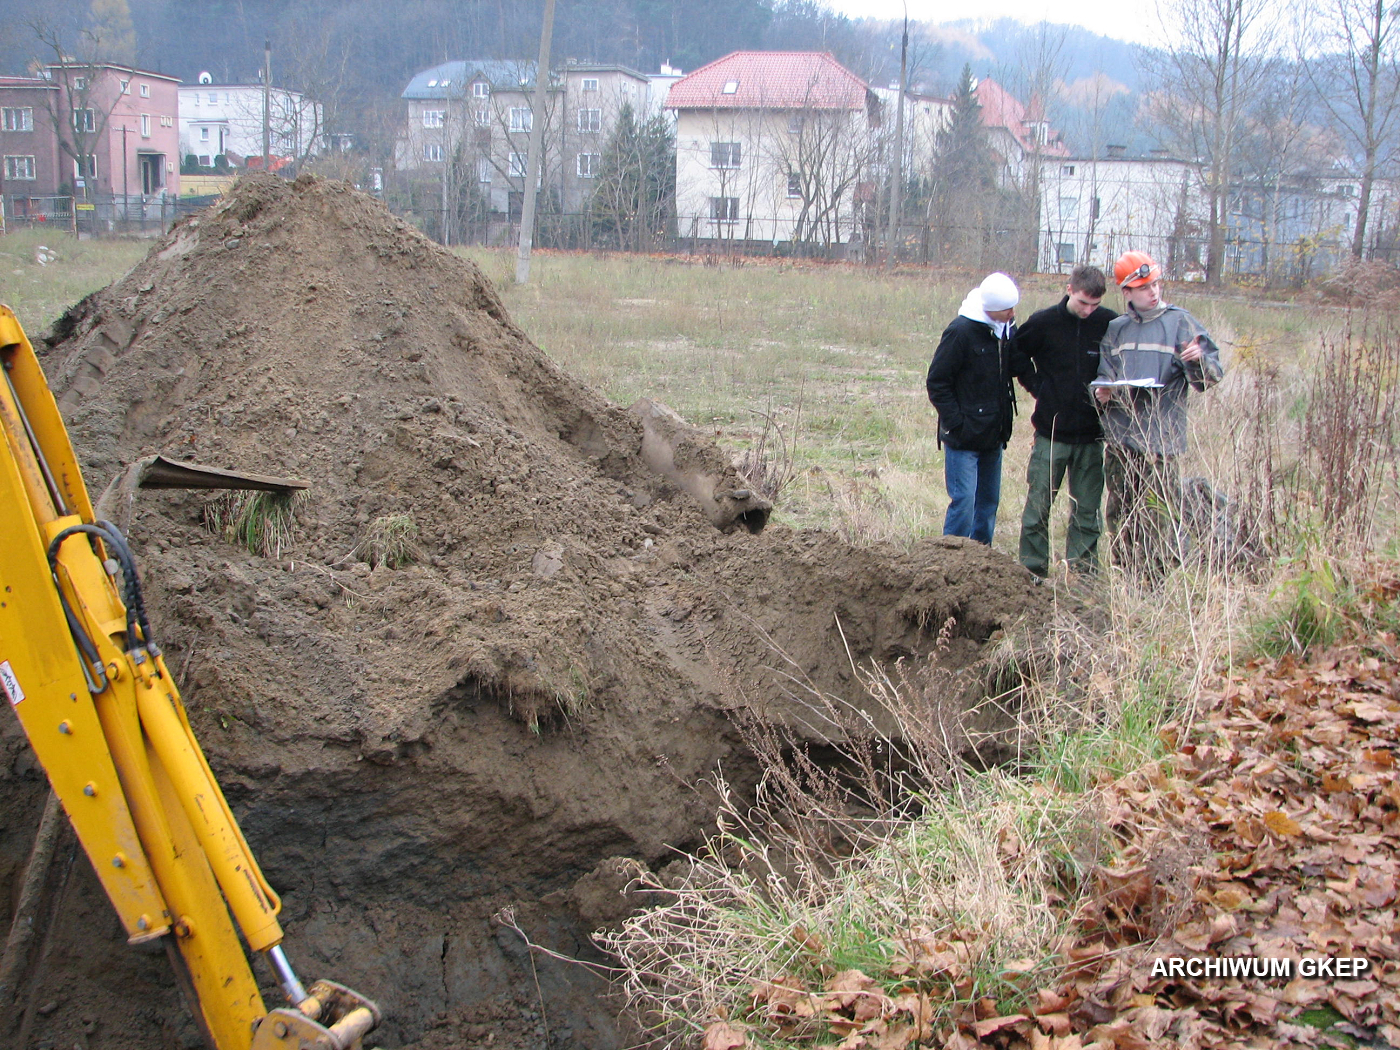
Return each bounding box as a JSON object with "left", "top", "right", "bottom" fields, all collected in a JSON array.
[
  {"left": 0, "top": 76, "right": 62, "bottom": 206},
  {"left": 42, "top": 63, "right": 181, "bottom": 202}
]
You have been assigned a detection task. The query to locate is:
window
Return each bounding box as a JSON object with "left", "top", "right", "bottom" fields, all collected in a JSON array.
[
  {"left": 2, "top": 107, "right": 33, "bottom": 132},
  {"left": 4, "top": 155, "right": 35, "bottom": 181},
  {"left": 509, "top": 107, "right": 532, "bottom": 133},
  {"left": 74, "top": 154, "right": 98, "bottom": 178},
  {"left": 577, "top": 152, "right": 599, "bottom": 178},
  {"left": 424, "top": 143, "right": 443, "bottom": 162},
  {"left": 1058, "top": 195, "right": 1078, "bottom": 218},
  {"left": 74, "top": 77, "right": 86, "bottom": 90},
  {"left": 120, "top": 79, "right": 130, "bottom": 94},
  {"left": 1057, "top": 242, "right": 1075, "bottom": 264},
  {"left": 140, "top": 113, "right": 151, "bottom": 137},
  {"left": 722, "top": 80, "right": 739, "bottom": 94},
  {"left": 710, "top": 196, "right": 738, "bottom": 222},
  {"left": 423, "top": 109, "right": 444, "bottom": 128},
  {"left": 509, "top": 151, "right": 528, "bottom": 178},
  {"left": 787, "top": 115, "right": 803, "bottom": 134},
  {"left": 478, "top": 156, "right": 492, "bottom": 183},
  {"left": 140, "top": 83, "right": 150, "bottom": 98},
  {"left": 209, "top": 92, "right": 218, "bottom": 104},
  {"left": 582, "top": 77, "right": 599, "bottom": 92},
  {"left": 473, "top": 81, "right": 490, "bottom": 98},
  {"left": 73, "top": 108, "right": 95, "bottom": 132},
  {"left": 198, "top": 154, "right": 212, "bottom": 166},
  {"left": 578, "top": 108, "right": 601, "bottom": 133},
  {"left": 786, "top": 172, "right": 802, "bottom": 198},
  {"left": 1091, "top": 196, "right": 1101, "bottom": 220},
  {"left": 161, "top": 115, "right": 173, "bottom": 127},
  {"left": 710, "top": 141, "right": 741, "bottom": 168},
  {"left": 199, "top": 127, "right": 210, "bottom": 141},
  {"left": 1061, "top": 164, "right": 1075, "bottom": 176},
  {"left": 474, "top": 106, "right": 490, "bottom": 127}
]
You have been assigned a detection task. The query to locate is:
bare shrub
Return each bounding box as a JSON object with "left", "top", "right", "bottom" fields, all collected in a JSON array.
[{"left": 736, "top": 402, "right": 801, "bottom": 503}]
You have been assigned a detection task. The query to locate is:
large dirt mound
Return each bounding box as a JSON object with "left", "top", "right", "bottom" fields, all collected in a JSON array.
[{"left": 4, "top": 174, "right": 1046, "bottom": 1049}]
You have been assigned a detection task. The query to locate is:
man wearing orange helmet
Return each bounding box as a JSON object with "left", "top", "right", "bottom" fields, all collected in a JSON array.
[{"left": 1093, "top": 250, "right": 1224, "bottom": 576}]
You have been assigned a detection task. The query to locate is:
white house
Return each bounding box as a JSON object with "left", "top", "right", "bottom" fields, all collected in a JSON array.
[
  {"left": 1037, "top": 151, "right": 1207, "bottom": 275},
  {"left": 178, "top": 73, "right": 323, "bottom": 166},
  {"left": 666, "top": 51, "right": 881, "bottom": 250}
]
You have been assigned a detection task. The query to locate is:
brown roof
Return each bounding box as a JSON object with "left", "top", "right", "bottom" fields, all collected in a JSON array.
[{"left": 665, "top": 51, "right": 869, "bottom": 111}]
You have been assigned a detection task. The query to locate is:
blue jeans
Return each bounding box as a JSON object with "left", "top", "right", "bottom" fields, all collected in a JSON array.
[{"left": 943, "top": 446, "right": 1002, "bottom": 545}]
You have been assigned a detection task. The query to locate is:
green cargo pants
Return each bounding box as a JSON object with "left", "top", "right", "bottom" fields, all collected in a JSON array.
[
  {"left": 1104, "top": 444, "right": 1182, "bottom": 580},
  {"left": 1018, "top": 433, "right": 1104, "bottom": 578}
]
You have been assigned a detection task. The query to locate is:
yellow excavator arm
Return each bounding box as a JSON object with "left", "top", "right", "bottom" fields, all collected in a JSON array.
[{"left": 0, "top": 304, "right": 380, "bottom": 1050}]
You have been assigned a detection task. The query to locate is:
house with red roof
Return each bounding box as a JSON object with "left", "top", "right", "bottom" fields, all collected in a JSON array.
[
  {"left": 665, "top": 51, "right": 881, "bottom": 251},
  {"left": 973, "top": 76, "right": 1069, "bottom": 183}
]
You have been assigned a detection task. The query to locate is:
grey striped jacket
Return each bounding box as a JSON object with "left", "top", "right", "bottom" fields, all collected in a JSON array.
[{"left": 1096, "top": 303, "right": 1224, "bottom": 455}]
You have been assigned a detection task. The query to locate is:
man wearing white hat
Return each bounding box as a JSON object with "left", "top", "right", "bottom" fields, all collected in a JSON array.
[{"left": 926, "top": 272, "right": 1020, "bottom": 544}]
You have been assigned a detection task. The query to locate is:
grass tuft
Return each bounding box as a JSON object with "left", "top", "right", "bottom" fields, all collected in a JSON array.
[
  {"left": 353, "top": 513, "right": 422, "bottom": 569},
  {"left": 204, "top": 490, "right": 302, "bottom": 559}
]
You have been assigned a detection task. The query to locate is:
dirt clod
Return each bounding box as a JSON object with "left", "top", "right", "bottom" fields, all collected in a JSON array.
[{"left": 4, "top": 174, "right": 1047, "bottom": 1048}]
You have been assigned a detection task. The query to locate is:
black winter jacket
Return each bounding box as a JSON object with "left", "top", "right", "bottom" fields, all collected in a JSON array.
[
  {"left": 926, "top": 315, "right": 1016, "bottom": 452},
  {"left": 1014, "top": 297, "right": 1117, "bottom": 444}
]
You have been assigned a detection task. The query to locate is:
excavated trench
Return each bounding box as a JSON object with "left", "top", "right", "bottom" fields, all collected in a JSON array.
[{"left": 0, "top": 174, "right": 1048, "bottom": 1049}]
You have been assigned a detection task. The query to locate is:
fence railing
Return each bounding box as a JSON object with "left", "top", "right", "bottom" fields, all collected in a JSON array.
[{"left": 2, "top": 193, "right": 219, "bottom": 238}]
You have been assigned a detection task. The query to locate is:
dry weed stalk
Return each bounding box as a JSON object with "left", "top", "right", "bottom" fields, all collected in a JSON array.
[{"left": 736, "top": 398, "right": 802, "bottom": 502}]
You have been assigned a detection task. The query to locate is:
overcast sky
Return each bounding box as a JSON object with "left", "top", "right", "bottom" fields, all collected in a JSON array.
[{"left": 820, "top": 0, "right": 1138, "bottom": 44}]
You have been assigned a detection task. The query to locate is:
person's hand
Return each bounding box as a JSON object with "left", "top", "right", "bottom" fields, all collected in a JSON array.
[
  {"left": 1094, "top": 386, "right": 1113, "bottom": 404},
  {"left": 1181, "top": 337, "right": 1205, "bottom": 363}
]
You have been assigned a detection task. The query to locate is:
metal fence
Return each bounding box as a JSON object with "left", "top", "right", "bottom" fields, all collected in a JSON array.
[{"left": 2, "top": 193, "right": 219, "bottom": 238}]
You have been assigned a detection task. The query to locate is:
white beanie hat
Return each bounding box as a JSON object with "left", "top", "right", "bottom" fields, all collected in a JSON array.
[{"left": 979, "top": 272, "right": 1019, "bottom": 311}]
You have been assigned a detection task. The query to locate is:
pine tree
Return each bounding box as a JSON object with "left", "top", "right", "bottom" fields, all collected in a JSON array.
[
  {"left": 588, "top": 102, "right": 676, "bottom": 251},
  {"left": 930, "top": 64, "right": 1004, "bottom": 266}
]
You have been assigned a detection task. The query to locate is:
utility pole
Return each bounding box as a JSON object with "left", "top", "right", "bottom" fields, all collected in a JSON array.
[
  {"left": 884, "top": 10, "right": 908, "bottom": 271},
  {"left": 120, "top": 124, "right": 129, "bottom": 227},
  {"left": 515, "top": 0, "right": 557, "bottom": 285},
  {"left": 262, "top": 39, "right": 271, "bottom": 172}
]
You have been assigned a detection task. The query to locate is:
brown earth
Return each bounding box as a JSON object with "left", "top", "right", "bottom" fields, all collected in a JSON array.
[{"left": 1, "top": 174, "right": 1047, "bottom": 1049}]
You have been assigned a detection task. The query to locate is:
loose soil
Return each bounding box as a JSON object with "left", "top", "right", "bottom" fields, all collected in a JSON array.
[{"left": 2, "top": 174, "right": 1047, "bottom": 1049}]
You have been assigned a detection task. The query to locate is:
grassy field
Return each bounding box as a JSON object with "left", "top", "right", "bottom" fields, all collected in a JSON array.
[
  {"left": 464, "top": 246, "right": 1351, "bottom": 558},
  {"left": 5, "top": 229, "right": 1365, "bottom": 563},
  {"left": 0, "top": 228, "right": 148, "bottom": 336}
]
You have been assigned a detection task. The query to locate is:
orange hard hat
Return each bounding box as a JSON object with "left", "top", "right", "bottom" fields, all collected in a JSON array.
[{"left": 1114, "top": 251, "right": 1161, "bottom": 288}]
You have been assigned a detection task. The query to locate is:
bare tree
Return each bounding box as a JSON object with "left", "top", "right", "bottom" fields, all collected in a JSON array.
[
  {"left": 1143, "top": 0, "right": 1279, "bottom": 284},
  {"left": 28, "top": 15, "right": 134, "bottom": 201},
  {"left": 1304, "top": 0, "right": 1400, "bottom": 257},
  {"left": 1000, "top": 22, "right": 1069, "bottom": 272}
]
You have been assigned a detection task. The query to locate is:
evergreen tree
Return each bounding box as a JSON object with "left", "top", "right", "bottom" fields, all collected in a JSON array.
[
  {"left": 588, "top": 102, "right": 676, "bottom": 251},
  {"left": 930, "top": 64, "right": 1006, "bottom": 267}
]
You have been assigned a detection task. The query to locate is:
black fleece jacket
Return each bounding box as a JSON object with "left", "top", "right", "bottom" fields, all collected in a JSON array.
[
  {"left": 1013, "top": 297, "right": 1117, "bottom": 444},
  {"left": 926, "top": 315, "right": 1017, "bottom": 452}
]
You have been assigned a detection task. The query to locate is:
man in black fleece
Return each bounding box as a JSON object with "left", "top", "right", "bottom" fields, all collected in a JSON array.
[{"left": 1013, "top": 265, "right": 1117, "bottom": 578}]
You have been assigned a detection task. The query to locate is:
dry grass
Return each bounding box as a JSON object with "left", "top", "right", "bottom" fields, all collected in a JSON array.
[
  {"left": 353, "top": 513, "right": 422, "bottom": 569},
  {"left": 203, "top": 490, "right": 303, "bottom": 559}
]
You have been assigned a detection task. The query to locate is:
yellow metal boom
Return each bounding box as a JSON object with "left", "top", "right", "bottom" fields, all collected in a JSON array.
[{"left": 0, "top": 305, "right": 379, "bottom": 1050}]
